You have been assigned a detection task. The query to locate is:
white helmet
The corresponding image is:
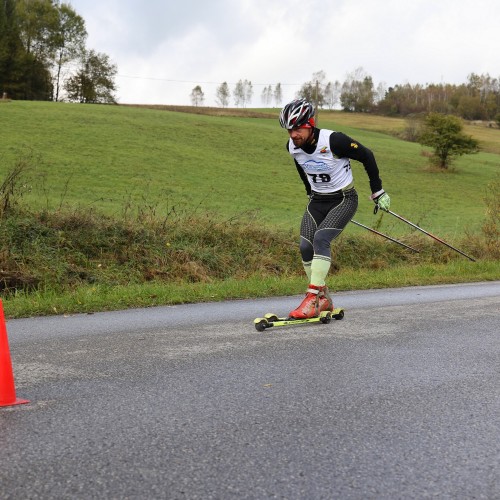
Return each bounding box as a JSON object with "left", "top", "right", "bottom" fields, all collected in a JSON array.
[{"left": 279, "top": 98, "right": 315, "bottom": 129}]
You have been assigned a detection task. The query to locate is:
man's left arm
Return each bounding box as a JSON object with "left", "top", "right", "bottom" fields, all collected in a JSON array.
[{"left": 330, "top": 132, "right": 390, "bottom": 212}]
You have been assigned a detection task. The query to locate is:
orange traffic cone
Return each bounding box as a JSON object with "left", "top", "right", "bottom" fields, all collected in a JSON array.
[{"left": 0, "top": 299, "right": 29, "bottom": 407}]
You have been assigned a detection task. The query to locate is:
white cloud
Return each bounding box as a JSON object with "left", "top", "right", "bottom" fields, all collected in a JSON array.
[{"left": 69, "top": 0, "right": 500, "bottom": 106}]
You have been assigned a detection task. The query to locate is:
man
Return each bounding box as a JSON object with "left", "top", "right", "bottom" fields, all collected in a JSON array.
[{"left": 279, "top": 98, "right": 390, "bottom": 319}]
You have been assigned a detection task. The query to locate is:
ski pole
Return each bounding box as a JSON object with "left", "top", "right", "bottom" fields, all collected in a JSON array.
[
  {"left": 386, "top": 210, "right": 476, "bottom": 262},
  {"left": 350, "top": 220, "right": 420, "bottom": 253}
]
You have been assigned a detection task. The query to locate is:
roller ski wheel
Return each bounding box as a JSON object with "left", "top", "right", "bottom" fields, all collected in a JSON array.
[
  {"left": 254, "top": 318, "right": 269, "bottom": 332},
  {"left": 320, "top": 311, "right": 332, "bottom": 324},
  {"left": 264, "top": 313, "right": 280, "bottom": 322},
  {"left": 253, "top": 308, "right": 345, "bottom": 332},
  {"left": 332, "top": 308, "right": 345, "bottom": 320}
]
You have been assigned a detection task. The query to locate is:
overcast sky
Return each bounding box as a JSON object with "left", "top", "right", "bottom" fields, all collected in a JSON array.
[{"left": 68, "top": 0, "right": 499, "bottom": 107}]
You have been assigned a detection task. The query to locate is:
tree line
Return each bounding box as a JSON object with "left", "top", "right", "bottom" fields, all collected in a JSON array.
[
  {"left": 191, "top": 80, "right": 284, "bottom": 108},
  {"left": 295, "top": 68, "right": 500, "bottom": 124},
  {"left": 191, "top": 68, "right": 500, "bottom": 125},
  {"left": 3, "top": 0, "right": 499, "bottom": 123},
  {"left": 0, "top": 0, "right": 117, "bottom": 103}
]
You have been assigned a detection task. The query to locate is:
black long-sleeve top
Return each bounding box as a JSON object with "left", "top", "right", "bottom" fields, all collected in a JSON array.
[{"left": 289, "top": 128, "right": 383, "bottom": 196}]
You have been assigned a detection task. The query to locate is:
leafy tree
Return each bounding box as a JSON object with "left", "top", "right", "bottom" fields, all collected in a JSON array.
[
  {"left": 297, "top": 71, "right": 327, "bottom": 109},
  {"left": 65, "top": 49, "right": 117, "bottom": 103},
  {"left": 297, "top": 81, "right": 317, "bottom": 105},
  {"left": 215, "top": 81, "right": 230, "bottom": 107},
  {"left": 52, "top": 3, "right": 87, "bottom": 101},
  {"left": 190, "top": 85, "right": 204, "bottom": 106},
  {"left": 2, "top": 0, "right": 115, "bottom": 103},
  {"left": 457, "top": 95, "right": 485, "bottom": 120},
  {"left": 0, "top": 0, "right": 25, "bottom": 98},
  {"left": 15, "top": 0, "right": 59, "bottom": 99},
  {"left": 16, "top": 0, "right": 58, "bottom": 61},
  {"left": 340, "top": 67, "right": 375, "bottom": 112},
  {"left": 418, "top": 113, "right": 479, "bottom": 169}
]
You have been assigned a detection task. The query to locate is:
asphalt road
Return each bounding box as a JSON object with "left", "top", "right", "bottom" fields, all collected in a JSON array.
[{"left": 1, "top": 282, "right": 499, "bottom": 499}]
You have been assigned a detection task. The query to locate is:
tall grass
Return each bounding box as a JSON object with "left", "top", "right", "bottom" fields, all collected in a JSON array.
[{"left": 0, "top": 156, "right": 498, "bottom": 319}]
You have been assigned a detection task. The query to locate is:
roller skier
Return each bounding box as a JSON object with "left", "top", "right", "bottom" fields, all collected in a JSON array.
[{"left": 279, "top": 98, "right": 391, "bottom": 320}]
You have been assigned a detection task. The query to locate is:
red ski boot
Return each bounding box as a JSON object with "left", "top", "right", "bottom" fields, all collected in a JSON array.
[
  {"left": 318, "top": 286, "right": 334, "bottom": 313},
  {"left": 289, "top": 285, "right": 333, "bottom": 319}
]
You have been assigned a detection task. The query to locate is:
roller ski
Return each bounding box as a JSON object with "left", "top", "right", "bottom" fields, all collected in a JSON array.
[{"left": 253, "top": 284, "right": 345, "bottom": 332}]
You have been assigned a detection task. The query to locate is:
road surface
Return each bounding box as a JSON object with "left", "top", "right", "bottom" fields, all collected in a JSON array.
[{"left": 1, "top": 282, "right": 499, "bottom": 499}]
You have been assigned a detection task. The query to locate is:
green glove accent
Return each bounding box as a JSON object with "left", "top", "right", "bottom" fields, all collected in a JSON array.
[{"left": 373, "top": 192, "right": 390, "bottom": 214}]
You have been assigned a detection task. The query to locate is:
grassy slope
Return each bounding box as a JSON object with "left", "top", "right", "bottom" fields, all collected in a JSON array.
[
  {"left": 0, "top": 101, "right": 498, "bottom": 317},
  {"left": 1, "top": 101, "right": 498, "bottom": 238}
]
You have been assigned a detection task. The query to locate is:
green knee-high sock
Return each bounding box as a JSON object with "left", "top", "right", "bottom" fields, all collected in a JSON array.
[
  {"left": 302, "top": 260, "right": 312, "bottom": 281},
  {"left": 310, "top": 255, "right": 331, "bottom": 287}
]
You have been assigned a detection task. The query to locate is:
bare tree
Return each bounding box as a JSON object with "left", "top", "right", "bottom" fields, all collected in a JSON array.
[
  {"left": 234, "top": 79, "right": 252, "bottom": 107},
  {"left": 244, "top": 79, "right": 253, "bottom": 107},
  {"left": 324, "top": 80, "right": 341, "bottom": 109},
  {"left": 261, "top": 84, "right": 272, "bottom": 106},
  {"left": 374, "top": 81, "right": 387, "bottom": 104},
  {"left": 273, "top": 83, "right": 283, "bottom": 106}
]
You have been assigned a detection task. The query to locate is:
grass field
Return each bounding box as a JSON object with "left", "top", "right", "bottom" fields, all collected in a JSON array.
[
  {"left": 1, "top": 100, "right": 498, "bottom": 236},
  {"left": 0, "top": 101, "right": 498, "bottom": 317}
]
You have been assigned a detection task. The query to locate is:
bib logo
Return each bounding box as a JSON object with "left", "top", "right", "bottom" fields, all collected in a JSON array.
[
  {"left": 320, "top": 146, "right": 328, "bottom": 154},
  {"left": 304, "top": 160, "right": 329, "bottom": 172}
]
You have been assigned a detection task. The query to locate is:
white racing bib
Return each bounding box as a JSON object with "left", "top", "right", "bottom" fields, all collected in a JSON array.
[{"left": 289, "top": 129, "right": 353, "bottom": 193}]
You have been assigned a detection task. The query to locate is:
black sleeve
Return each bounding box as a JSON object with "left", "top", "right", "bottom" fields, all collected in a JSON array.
[
  {"left": 294, "top": 159, "right": 311, "bottom": 195},
  {"left": 285, "top": 141, "right": 311, "bottom": 195},
  {"left": 329, "top": 132, "right": 383, "bottom": 193}
]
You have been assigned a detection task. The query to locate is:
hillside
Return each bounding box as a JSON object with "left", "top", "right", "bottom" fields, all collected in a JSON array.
[
  {"left": 0, "top": 100, "right": 498, "bottom": 317},
  {"left": 1, "top": 100, "right": 498, "bottom": 236}
]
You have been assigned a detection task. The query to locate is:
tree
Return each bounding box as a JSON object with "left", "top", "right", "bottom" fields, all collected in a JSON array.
[
  {"left": 273, "top": 83, "right": 282, "bottom": 107},
  {"left": 65, "top": 49, "right": 117, "bottom": 103},
  {"left": 233, "top": 79, "right": 252, "bottom": 107},
  {"left": 233, "top": 80, "right": 244, "bottom": 107},
  {"left": 52, "top": 3, "right": 87, "bottom": 101},
  {"left": 297, "top": 71, "right": 327, "bottom": 109},
  {"left": 261, "top": 84, "right": 272, "bottom": 106},
  {"left": 215, "top": 81, "right": 230, "bottom": 107},
  {"left": 340, "top": 67, "right": 375, "bottom": 112},
  {"left": 324, "top": 80, "right": 341, "bottom": 110},
  {"left": 0, "top": 0, "right": 25, "bottom": 98},
  {"left": 457, "top": 95, "right": 485, "bottom": 120},
  {"left": 190, "top": 85, "right": 204, "bottom": 106},
  {"left": 244, "top": 79, "right": 253, "bottom": 106},
  {"left": 374, "top": 81, "right": 387, "bottom": 104},
  {"left": 418, "top": 113, "right": 479, "bottom": 169},
  {"left": 16, "top": 0, "right": 59, "bottom": 99}
]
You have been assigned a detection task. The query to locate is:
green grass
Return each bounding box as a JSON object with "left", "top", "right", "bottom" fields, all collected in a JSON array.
[
  {"left": 1, "top": 101, "right": 498, "bottom": 235},
  {"left": 5, "top": 259, "right": 498, "bottom": 319},
  {"left": 0, "top": 101, "right": 498, "bottom": 318}
]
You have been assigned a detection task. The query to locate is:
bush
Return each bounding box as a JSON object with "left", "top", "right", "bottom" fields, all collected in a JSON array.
[{"left": 418, "top": 113, "right": 479, "bottom": 168}]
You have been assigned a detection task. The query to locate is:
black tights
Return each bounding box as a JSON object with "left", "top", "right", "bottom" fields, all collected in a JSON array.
[{"left": 299, "top": 189, "right": 359, "bottom": 261}]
